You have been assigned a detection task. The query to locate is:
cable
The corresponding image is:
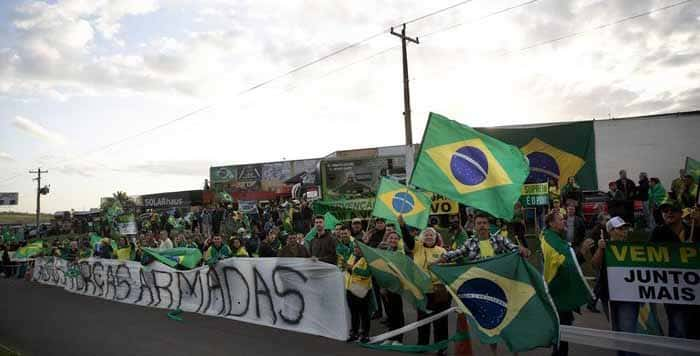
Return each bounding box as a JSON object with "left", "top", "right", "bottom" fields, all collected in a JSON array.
[
  {"left": 402, "top": 0, "right": 475, "bottom": 25},
  {"left": 421, "top": 0, "right": 542, "bottom": 39}
]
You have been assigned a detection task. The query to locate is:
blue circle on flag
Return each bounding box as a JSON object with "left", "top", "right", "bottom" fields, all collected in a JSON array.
[
  {"left": 457, "top": 278, "right": 508, "bottom": 329},
  {"left": 392, "top": 192, "right": 415, "bottom": 213},
  {"left": 526, "top": 152, "right": 560, "bottom": 183},
  {"left": 450, "top": 146, "right": 488, "bottom": 185}
]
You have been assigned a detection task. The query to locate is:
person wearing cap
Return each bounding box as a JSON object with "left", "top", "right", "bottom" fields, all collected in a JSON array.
[
  {"left": 649, "top": 199, "right": 700, "bottom": 340},
  {"left": 592, "top": 216, "right": 640, "bottom": 355},
  {"left": 350, "top": 218, "right": 365, "bottom": 240}
]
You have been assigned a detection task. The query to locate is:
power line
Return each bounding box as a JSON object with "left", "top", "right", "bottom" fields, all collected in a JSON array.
[
  {"left": 402, "top": 0, "right": 475, "bottom": 25},
  {"left": 421, "top": 0, "right": 542, "bottom": 39}
]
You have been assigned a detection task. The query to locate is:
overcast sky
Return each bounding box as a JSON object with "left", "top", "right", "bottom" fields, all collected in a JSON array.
[{"left": 0, "top": 0, "right": 698, "bottom": 213}]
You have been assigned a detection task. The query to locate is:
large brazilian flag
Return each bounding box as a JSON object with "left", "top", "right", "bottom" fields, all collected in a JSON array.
[
  {"left": 477, "top": 120, "right": 596, "bottom": 189},
  {"left": 358, "top": 242, "right": 433, "bottom": 311},
  {"left": 431, "top": 253, "right": 559, "bottom": 352},
  {"left": 410, "top": 113, "right": 530, "bottom": 220},
  {"left": 540, "top": 228, "right": 592, "bottom": 312},
  {"left": 372, "top": 177, "right": 431, "bottom": 229}
]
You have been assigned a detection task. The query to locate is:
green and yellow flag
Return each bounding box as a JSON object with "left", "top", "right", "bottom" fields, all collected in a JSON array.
[
  {"left": 637, "top": 303, "right": 662, "bottom": 335},
  {"left": 372, "top": 177, "right": 431, "bottom": 229},
  {"left": 540, "top": 228, "right": 592, "bottom": 312},
  {"left": 15, "top": 241, "right": 44, "bottom": 259},
  {"left": 358, "top": 242, "right": 432, "bottom": 311},
  {"left": 410, "top": 113, "right": 529, "bottom": 220},
  {"left": 142, "top": 247, "right": 203, "bottom": 269},
  {"left": 431, "top": 253, "right": 559, "bottom": 352},
  {"left": 686, "top": 157, "right": 700, "bottom": 182}
]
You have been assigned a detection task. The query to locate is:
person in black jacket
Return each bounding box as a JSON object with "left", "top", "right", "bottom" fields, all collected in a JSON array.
[
  {"left": 362, "top": 218, "right": 386, "bottom": 248},
  {"left": 258, "top": 228, "right": 280, "bottom": 257},
  {"left": 615, "top": 170, "right": 637, "bottom": 223},
  {"left": 649, "top": 200, "right": 700, "bottom": 340}
]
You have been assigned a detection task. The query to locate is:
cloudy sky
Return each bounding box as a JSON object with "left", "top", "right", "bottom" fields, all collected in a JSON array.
[{"left": 0, "top": 0, "right": 698, "bottom": 213}]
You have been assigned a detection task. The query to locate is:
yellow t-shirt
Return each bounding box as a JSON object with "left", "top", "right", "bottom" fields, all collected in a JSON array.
[
  {"left": 479, "top": 240, "right": 495, "bottom": 258},
  {"left": 412, "top": 242, "right": 446, "bottom": 285}
]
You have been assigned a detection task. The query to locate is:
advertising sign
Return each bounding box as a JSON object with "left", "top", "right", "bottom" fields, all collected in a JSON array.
[
  {"left": 0, "top": 192, "right": 18, "bottom": 205},
  {"left": 321, "top": 156, "right": 406, "bottom": 200},
  {"left": 210, "top": 159, "right": 320, "bottom": 201},
  {"left": 427, "top": 193, "right": 459, "bottom": 215}
]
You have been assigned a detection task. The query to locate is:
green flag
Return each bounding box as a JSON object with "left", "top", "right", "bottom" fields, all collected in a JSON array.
[
  {"left": 410, "top": 113, "right": 529, "bottom": 220},
  {"left": 686, "top": 157, "right": 700, "bottom": 182},
  {"left": 357, "top": 242, "right": 432, "bottom": 311},
  {"left": 15, "top": 241, "right": 44, "bottom": 259},
  {"left": 372, "top": 177, "right": 431, "bottom": 229},
  {"left": 540, "top": 228, "right": 592, "bottom": 312},
  {"left": 637, "top": 303, "right": 662, "bottom": 335},
  {"left": 431, "top": 253, "right": 559, "bottom": 352},
  {"left": 142, "top": 247, "right": 203, "bottom": 269},
  {"left": 304, "top": 212, "right": 340, "bottom": 245}
]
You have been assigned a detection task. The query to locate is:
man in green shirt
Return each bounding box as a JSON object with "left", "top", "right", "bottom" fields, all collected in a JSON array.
[{"left": 204, "top": 235, "right": 232, "bottom": 266}]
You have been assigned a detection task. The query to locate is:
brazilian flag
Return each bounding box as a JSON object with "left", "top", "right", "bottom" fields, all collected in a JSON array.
[
  {"left": 410, "top": 113, "right": 529, "bottom": 220},
  {"left": 15, "top": 241, "right": 44, "bottom": 259},
  {"left": 142, "top": 247, "right": 203, "bottom": 269},
  {"left": 431, "top": 253, "right": 559, "bottom": 352},
  {"left": 477, "top": 120, "right": 596, "bottom": 189},
  {"left": 637, "top": 303, "right": 662, "bottom": 335},
  {"left": 358, "top": 242, "right": 432, "bottom": 311},
  {"left": 540, "top": 228, "right": 592, "bottom": 312},
  {"left": 372, "top": 177, "right": 431, "bottom": 229}
]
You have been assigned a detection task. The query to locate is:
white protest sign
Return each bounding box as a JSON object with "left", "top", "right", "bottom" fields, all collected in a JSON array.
[{"left": 32, "top": 257, "right": 350, "bottom": 340}]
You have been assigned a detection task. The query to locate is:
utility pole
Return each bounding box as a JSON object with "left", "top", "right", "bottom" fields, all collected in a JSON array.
[
  {"left": 29, "top": 168, "right": 48, "bottom": 237},
  {"left": 391, "top": 24, "right": 419, "bottom": 145}
]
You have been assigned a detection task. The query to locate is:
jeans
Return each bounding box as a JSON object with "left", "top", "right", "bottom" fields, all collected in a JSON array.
[
  {"left": 664, "top": 304, "right": 698, "bottom": 339},
  {"left": 610, "top": 301, "right": 640, "bottom": 356}
]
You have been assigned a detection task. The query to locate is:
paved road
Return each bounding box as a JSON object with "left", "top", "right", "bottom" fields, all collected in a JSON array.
[{"left": 1, "top": 277, "right": 617, "bottom": 356}]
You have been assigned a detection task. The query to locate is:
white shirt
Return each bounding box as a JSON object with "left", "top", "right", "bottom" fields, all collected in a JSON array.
[{"left": 159, "top": 238, "right": 174, "bottom": 249}]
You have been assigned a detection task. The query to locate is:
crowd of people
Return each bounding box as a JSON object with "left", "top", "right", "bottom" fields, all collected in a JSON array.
[{"left": 1, "top": 167, "right": 698, "bottom": 356}]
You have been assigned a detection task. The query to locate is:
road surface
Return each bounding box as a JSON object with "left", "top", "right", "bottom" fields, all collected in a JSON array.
[{"left": 1, "top": 277, "right": 618, "bottom": 356}]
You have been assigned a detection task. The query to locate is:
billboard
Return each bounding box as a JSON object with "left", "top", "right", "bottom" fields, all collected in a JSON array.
[
  {"left": 210, "top": 159, "right": 320, "bottom": 201},
  {"left": 136, "top": 190, "right": 203, "bottom": 209},
  {"left": 321, "top": 156, "right": 406, "bottom": 200},
  {"left": 0, "top": 193, "right": 18, "bottom": 205}
]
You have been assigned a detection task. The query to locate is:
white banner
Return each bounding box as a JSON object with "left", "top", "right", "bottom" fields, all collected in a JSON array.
[
  {"left": 32, "top": 257, "right": 350, "bottom": 340},
  {"left": 607, "top": 267, "right": 700, "bottom": 305}
]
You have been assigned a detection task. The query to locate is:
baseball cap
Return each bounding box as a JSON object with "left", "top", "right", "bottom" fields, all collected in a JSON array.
[
  {"left": 659, "top": 199, "right": 682, "bottom": 212},
  {"left": 237, "top": 227, "right": 246, "bottom": 233},
  {"left": 606, "top": 217, "right": 628, "bottom": 232},
  {"left": 351, "top": 218, "right": 362, "bottom": 224}
]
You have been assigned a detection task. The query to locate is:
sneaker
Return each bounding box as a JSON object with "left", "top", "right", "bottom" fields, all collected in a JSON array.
[{"left": 346, "top": 334, "right": 358, "bottom": 343}]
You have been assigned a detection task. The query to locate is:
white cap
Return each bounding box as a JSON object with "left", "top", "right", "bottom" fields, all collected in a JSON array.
[{"left": 606, "top": 217, "right": 627, "bottom": 232}]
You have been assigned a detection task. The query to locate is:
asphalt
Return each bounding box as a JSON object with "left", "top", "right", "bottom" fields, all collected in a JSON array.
[{"left": 1, "top": 277, "right": 619, "bottom": 356}]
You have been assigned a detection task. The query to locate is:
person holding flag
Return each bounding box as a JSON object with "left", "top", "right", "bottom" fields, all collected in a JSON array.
[
  {"left": 345, "top": 241, "right": 372, "bottom": 344},
  {"left": 438, "top": 213, "right": 529, "bottom": 356},
  {"left": 398, "top": 215, "right": 449, "bottom": 355}
]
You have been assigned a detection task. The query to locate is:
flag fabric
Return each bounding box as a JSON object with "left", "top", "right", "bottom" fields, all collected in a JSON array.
[
  {"left": 430, "top": 252, "right": 559, "bottom": 352},
  {"left": 142, "top": 247, "right": 203, "bottom": 269},
  {"left": 686, "top": 157, "right": 700, "bottom": 182},
  {"left": 15, "top": 241, "right": 44, "bottom": 259},
  {"left": 476, "top": 120, "right": 596, "bottom": 189},
  {"left": 410, "top": 112, "right": 529, "bottom": 220},
  {"left": 540, "top": 228, "right": 592, "bottom": 312},
  {"left": 372, "top": 177, "right": 431, "bottom": 229},
  {"left": 357, "top": 242, "right": 432, "bottom": 311},
  {"left": 304, "top": 212, "right": 340, "bottom": 245},
  {"left": 637, "top": 303, "right": 662, "bottom": 335}
]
